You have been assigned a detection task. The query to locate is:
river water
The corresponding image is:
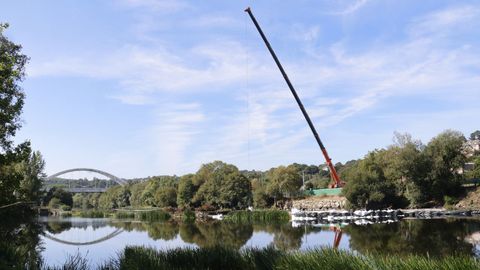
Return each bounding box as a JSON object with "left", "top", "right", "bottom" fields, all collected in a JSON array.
[{"left": 35, "top": 216, "right": 480, "bottom": 267}]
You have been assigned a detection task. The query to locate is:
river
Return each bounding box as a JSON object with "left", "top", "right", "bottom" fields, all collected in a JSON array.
[
  {"left": 33, "top": 216, "right": 480, "bottom": 267},
  {"left": 2, "top": 213, "right": 480, "bottom": 267}
]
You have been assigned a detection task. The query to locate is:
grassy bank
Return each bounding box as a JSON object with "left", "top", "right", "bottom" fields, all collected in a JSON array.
[
  {"left": 223, "top": 210, "right": 290, "bottom": 223},
  {"left": 47, "top": 246, "right": 480, "bottom": 270}
]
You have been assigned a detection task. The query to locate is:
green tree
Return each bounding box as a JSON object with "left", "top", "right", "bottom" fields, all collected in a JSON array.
[
  {"left": 192, "top": 161, "right": 252, "bottom": 209},
  {"left": 16, "top": 151, "right": 45, "bottom": 203},
  {"left": 45, "top": 187, "right": 73, "bottom": 207},
  {"left": 0, "top": 23, "right": 32, "bottom": 206},
  {"left": 177, "top": 174, "right": 195, "bottom": 208},
  {"left": 266, "top": 165, "right": 302, "bottom": 202},
  {"left": 154, "top": 186, "right": 177, "bottom": 207},
  {"left": 470, "top": 130, "right": 480, "bottom": 140},
  {"left": 342, "top": 151, "right": 398, "bottom": 209},
  {"left": 423, "top": 130, "right": 466, "bottom": 202},
  {"left": 466, "top": 157, "right": 480, "bottom": 179},
  {"left": 252, "top": 178, "right": 272, "bottom": 208}
]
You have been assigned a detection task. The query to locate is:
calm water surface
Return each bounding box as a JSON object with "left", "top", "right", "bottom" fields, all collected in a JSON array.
[{"left": 38, "top": 216, "right": 480, "bottom": 267}]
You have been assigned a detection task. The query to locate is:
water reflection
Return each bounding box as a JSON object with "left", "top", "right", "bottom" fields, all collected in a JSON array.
[
  {"left": 3, "top": 214, "right": 480, "bottom": 267},
  {"left": 0, "top": 208, "right": 43, "bottom": 269},
  {"left": 345, "top": 219, "right": 480, "bottom": 257}
]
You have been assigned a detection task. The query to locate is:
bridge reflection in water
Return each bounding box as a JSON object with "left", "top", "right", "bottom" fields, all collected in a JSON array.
[{"left": 41, "top": 217, "right": 125, "bottom": 246}]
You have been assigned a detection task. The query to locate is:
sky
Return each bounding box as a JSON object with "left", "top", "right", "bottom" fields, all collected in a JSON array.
[{"left": 1, "top": 0, "right": 479, "bottom": 178}]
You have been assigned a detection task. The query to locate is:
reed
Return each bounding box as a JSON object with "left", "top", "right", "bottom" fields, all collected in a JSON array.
[
  {"left": 76, "top": 210, "right": 107, "bottom": 218},
  {"left": 114, "top": 211, "right": 135, "bottom": 219},
  {"left": 136, "top": 210, "right": 171, "bottom": 222},
  {"left": 97, "top": 246, "right": 480, "bottom": 270},
  {"left": 223, "top": 210, "right": 290, "bottom": 223}
]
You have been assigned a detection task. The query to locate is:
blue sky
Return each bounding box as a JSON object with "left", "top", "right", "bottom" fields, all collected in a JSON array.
[{"left": 1, "top": 0, "right": 479, "bottom": 178}]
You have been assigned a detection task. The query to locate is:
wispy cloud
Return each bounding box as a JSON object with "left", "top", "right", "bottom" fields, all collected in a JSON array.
[
  {"left": 119, "top": 0, "right": 191, "bottom": 12},
  {"left": 28, "top": 3, "right": 480, "bottom": 174},
  {"left": 331, "top": 0, "right": 369, "bottom": 15}
]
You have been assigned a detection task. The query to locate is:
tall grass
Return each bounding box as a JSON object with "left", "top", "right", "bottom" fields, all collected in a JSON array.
[
  {"left": 44, "top": 246, "right": 480, "bottom": 270},
  {"left": 114, "top": 211, "right": 135, "bottom": 219},
  {"left": 96, "top": 246, "right": 480, "bottom": 270},
  {"left": 136, "top": 210, "right": 171, "bottom": 222},
  {"left": 76, "top": 210, "right": 107, "bottom": 218},
  {"left": 224, "top": 210, "right": 290, "bottom": 223}
]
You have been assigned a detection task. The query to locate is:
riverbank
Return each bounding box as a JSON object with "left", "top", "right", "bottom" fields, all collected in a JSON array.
[{"left": 45, "top": 246, "right": 480, "bottom": 270}]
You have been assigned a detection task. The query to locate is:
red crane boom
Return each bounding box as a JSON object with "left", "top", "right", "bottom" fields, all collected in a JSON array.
[{"left": 245, "top": 7, "right": 343, "bottom": 188}]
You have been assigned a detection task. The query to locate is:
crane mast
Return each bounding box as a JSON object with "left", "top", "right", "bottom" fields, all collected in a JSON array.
[{"left": 245, "top": 7, "right": 343, "bottom": 188}]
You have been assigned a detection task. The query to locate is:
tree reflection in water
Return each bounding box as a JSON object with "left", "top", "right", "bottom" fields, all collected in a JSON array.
[
  {"left": 0, "top": 208, "right": 43, "bottom": 269},
  {"left": 345, "top": 219, "right": 480, "bottom": 257}
]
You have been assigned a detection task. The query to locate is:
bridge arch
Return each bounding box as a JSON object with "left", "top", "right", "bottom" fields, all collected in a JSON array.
[{"left": 47, "top": 168, "right": 127, "bottom": 186}]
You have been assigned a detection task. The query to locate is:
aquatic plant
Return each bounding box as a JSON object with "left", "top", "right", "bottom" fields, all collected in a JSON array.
[
  {"left": 114, "top": 211, "right": 135, "bottom": 219},
  {"left": 76, "top": 210, "right": 107, "bottom": 218},
  {"left": 136, "top": 210, "right": 171, "bottom": 222},
  {"left": 223, "top": 210, "right": 290, "bottom": 223}
]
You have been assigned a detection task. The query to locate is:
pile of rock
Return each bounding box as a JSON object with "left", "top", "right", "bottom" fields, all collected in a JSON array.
[{"left": 292, "top": 196, "right": 347, "bottom": 211}]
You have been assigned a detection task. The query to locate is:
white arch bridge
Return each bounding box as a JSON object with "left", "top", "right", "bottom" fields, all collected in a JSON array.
[{"left": 46, "top": 168, "right": 127, "bottom": 193}]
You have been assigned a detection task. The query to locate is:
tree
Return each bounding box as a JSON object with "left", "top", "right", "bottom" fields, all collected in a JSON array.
[
  {"left": 177, "top": 174, "right": 195, "bottom": 208},
  {"left": 17, "top": 151, "right": 45, "bottom": 203},
  {"left": 154, "top": 186, "right": 177, "bottom": 207},
  {"left": 252, "top": 178, "right": 273, "bottom": 208},
  {"left": 192, "top": 161, "right": 252, "bottom": 209},
  {"left": 45, "top": 187, "right": 73, "bottom": 208},
  {"left": 470, "top": 130, "right": 480, "bottom": 140},
  {"left": 266, "top": 165, "right": 302, "bottom": 202},
  {"left": 0, "top": 23, "right": 31, "bottom": 206},
  {"left": 342, "top": 151, "right": 398, "bottom": 209},
  {"left": 423, "top": 130, "right": 466, "bottom": 202},
  {"left": 0, "top": 23, "right": 28, "bottom": 150}
]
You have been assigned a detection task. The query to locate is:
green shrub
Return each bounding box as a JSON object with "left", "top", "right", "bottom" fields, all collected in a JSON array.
[
  {"left": 182, "top": 208, "right": 196, "bottom": 223},
  {"left": 223, "top": 210, "right": 290, "bottom": 223},
  {"left": 77, "top": 210, "right": 106, "bottom": 218},
  {"left": 60, "top": 204, "right": 71, "bottom": 211},
  {"left": 114, "top": 211, "right": 135, "bottom": 219},
  {"left": 137, "top": 210, "right": 171, "bottom": 222}
]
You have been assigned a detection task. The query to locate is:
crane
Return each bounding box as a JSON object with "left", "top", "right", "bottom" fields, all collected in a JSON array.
[{"left": 245, "top": 7, "right": 344, "bottom": 188}]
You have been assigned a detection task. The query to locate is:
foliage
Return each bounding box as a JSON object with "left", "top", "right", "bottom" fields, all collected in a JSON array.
[
  {"left": 265, "top": 165, "right": 302, "bottom": 201},
  {"left": 470, "top": 130, "right": 480, "bottom": 140},
  {"left": 177, "top": 174, "right": 195, "bottom": 208},
  {"left": 342, "top": 151, "right": 399, "bottom": 209},
  {"left": 422, "top": 130, "right": 466, "bottom": 201},
  {"left": 224, "top": 210, "right": 290, "bottom": 223},
  {"left": 0, "top": 24, "right": 45, "bottom": 208},
  {"left": 136, "top": 210, "right": 171, "bottom": 222},
  {"left": 16, "top": 151, "right": 45, "bottom": 203},
  {"left": 47, "top": 197, "right": 61, "bottom": 209},
  {"left": 343, "top": 130, "right": 467, "bottom": 209},
  {"left": 252, "top": 180, "right": 273, "bottom": 208},
  {"left": 98, "top": 245, "right": 480, "bottom": 270},
  {"left": 466, "top": 157, "right": 480, "bottom": 179},
  {"left": 45, "top": 187, "right": 73, "bottom": 208},
  {"left": 154, "top": 186, "right": 177, "bottom": 207},
  {"left": 192, "top": 161, "right": 252, "bottom": 209},
  {"left": 182, "top": 208, "right": 196, "bottom": 223}
]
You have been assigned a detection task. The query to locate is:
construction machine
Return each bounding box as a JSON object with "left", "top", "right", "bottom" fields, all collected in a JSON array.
[{"left": 245, "top": 7, "right": 344, "bottom": 188}]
